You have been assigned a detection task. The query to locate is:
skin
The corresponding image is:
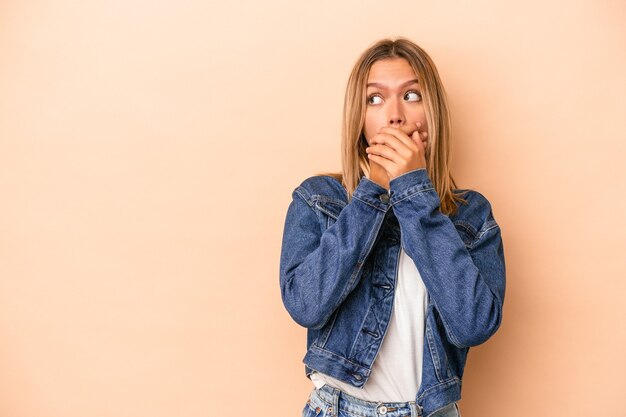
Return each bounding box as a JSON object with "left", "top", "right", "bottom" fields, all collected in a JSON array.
[{"left": 362, "top": 57, "right": 429, "bottom": 190}]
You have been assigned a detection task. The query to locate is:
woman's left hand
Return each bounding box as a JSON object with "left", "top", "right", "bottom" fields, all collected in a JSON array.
[{"left": 365, "top": 122, "right": 428, "bottom": 181}]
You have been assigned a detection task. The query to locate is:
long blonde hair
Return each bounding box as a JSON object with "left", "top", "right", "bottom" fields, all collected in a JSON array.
[{"left": 318, "top": 37, "right": 468, "bottom": 216}]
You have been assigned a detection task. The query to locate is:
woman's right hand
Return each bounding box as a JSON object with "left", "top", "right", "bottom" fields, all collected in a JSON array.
[{"left": 367, "top": 160, "right": 390, "bottom": 190}]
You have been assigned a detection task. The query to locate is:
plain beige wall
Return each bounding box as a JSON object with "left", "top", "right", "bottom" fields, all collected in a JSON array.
[{"left": 1, "top": 0, "right": 625, "bottom": 416}]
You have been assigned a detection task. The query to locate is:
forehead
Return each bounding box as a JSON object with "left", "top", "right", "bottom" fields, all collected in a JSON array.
[{"left": 367, "top": 58, "right": 417, "bottom": 84}]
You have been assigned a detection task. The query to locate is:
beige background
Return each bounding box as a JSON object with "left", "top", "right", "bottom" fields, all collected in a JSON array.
[{"left": 1, "top": 0, "right": 625, "bottom": 416}]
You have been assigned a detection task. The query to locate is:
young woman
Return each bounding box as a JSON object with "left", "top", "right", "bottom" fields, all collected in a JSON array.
[{"left": 279, "top": 37, "right": 506, "bottom": 417}]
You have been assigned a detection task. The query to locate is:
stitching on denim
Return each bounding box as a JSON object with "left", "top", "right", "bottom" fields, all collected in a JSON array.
[
  {"left": 431, "top": 299, "right": 464, "bottom": 349},
  {"left": 453, "top": 221, "right": 476, "bottom": 246},
  {"left": 315, "top": 202, "right": 340, "bottom": 220},
  {"left": 348, "top": 300, "right": 374, "bottom": 358},
  {"left": 388, "top": 167, "right": 427, "bottom": 187},
  {"left": 357, "top": 210, "right": 386, "bottom": 267},
  {"left": 318, "top": 208, "right": 383, "bottom": 332},
  {"left": 329, "top": 407, "right": 365, "bottom": 417},
  {"left": 312, "top": 394, "right": 332, "bottom": 409},
  {"left": 305, "top": 402, "right": 322, "bottom": 416},
  {"left": 468, "top": 222, "right": 500, "bottom": 250},
  {"left": 352, "top": 195, "right": 386, "bottom": 211},
  {"left": 390, "top": 187, "right": 435, "bottom": 206},
  {"left": 415, "top": 376, "right": 461, "bottom": 401},
  {"left": 309, "top": 345, "right": 369, "bottom": 370},
  {"left": 452, "top": 221, "right": 476, "bottom": 236},
  {"left": 295, "top": 188, "right": 315, "bottom": 208},
  {"left": 314, "top": 194, "right": 348, "bottom": 206},
  {"left": 314, "top": 198, "right": 346, "bottom": 220},
  {"left": 425, "top": 320, "right": 444, "bottom": 382},
  {"left": 315, "top": 389, "right": 414, "bottom": 417},
  {"left": 359, "top": 176, "right": 389, "bottom": 195},
  {"left": 306, "top": 393, "right": 326, "bottom": 415},
  {"left": 425, "top": 402, "right": 458, "bottom": 417},
  {"left": 350, "top": 299, "right": 387, "bottom": 358},
  {"left": 351, "top": 240, "right": 400, "bottom": 361},
  {"left": 317, "top": 309, "right": 339, "bottom": 348},
  {"left": 477, "top": 221, "right": 498, "bottom": 239}
]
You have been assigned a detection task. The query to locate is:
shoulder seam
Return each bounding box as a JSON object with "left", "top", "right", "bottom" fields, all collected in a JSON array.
[
  {"left": 297, "top": 175, "right": 348, "bottom": 203},
  {"left": 293, "top": 187, "right": 314, "bottom": 207}
]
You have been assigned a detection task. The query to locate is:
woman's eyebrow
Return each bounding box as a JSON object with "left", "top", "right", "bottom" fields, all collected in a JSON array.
[{"left": 366, "top": 79, "right": 419, "bottom": 89}]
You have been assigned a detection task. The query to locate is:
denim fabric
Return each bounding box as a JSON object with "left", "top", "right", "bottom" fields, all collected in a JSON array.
[
  {"left": 281, "top": 168, "right": 505, "bottom": 417},
  {"left": 303, "top": 384, "right": 461, "bottom": 417}
]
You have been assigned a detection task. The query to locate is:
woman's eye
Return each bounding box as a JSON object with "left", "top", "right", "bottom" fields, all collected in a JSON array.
[
  {"left": 367, "top": 91, "right": 422, "bottom": 105},
  {"left": 367, "top": 95, "right": 382, "bottom": 105},
  {"left": 405, "top": 91, "right": 422, "bottom": 101}
]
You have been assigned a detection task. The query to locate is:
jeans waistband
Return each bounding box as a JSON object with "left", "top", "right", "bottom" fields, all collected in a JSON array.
[{"left": 313, "top": 383, "right": 423, "bottom": 417}]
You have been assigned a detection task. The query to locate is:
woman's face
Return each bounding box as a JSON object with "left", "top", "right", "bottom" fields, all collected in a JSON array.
[{"left": 362, "top": 57, "right": 428, "bottom": 147}]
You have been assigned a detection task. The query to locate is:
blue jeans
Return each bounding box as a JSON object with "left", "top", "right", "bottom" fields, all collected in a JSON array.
[{"left": 303, "top": 384, "right": 461, "bottom": 417}]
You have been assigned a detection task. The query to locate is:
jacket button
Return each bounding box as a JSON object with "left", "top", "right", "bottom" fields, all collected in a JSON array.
[{"left": 379, "top": 193, "right": 389, "bottom": 203}]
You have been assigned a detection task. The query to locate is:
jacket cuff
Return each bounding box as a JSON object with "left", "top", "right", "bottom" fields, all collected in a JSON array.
[
  {"left": 352, "top": 176, "right": 392, "bottom": 212},
  {"left": 388, "top": 168, "right": 435, "bottom": 205}
]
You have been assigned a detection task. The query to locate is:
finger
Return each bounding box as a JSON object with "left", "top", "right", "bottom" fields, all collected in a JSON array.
[
  {"left": 413, "top": 122, "right": 428, "bottom": 141},
  {"left": 411, "top": 130, "right": 428, "bottom": 149},
  {"left": 376, "top": 127, "right": 414, "bottom": 150},
  {"left": 411, "top": 130, "right": 421, "bottom": 147},
  {"left": 412, "top": 122, "right": 428, "bottom": 148},
  {"left": 370, "top": 132, "right": 404, "bottom": 152},
  {"left": 365, "top": 143, "right": 400, "bottom": 163},
  {"left": 367, "top": 153, "right": 393, "bottom": 173},
  {"left": 371, "top": 134, "right": 415, "bottom": 162},
  {"left": 413, "top": 130, "right": 425, "bottom": 153}
]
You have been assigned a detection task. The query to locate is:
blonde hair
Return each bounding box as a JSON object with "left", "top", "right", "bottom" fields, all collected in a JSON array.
[{"left": 318, "top": 36, "right": 468, "bottom": 216}]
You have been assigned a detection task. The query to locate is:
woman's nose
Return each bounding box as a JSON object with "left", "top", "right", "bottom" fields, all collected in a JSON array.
[
  {"left": 387, "top": 101, "right": 404, "bottom": 127},
  {"left": 388, "top": 116, "right": 404, "bottom": 126}
]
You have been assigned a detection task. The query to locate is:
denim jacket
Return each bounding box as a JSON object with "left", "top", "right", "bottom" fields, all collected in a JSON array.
[{"left": 279, "top": 167, "right": 506, "bottom": 417}]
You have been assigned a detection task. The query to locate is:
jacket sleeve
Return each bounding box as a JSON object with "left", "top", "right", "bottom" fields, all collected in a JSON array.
[
  {"left": 279, "top": 176, "right": 391, "bottom": 330},
  {"left": 389, "top": 168, "right": 506, "bottom": 348}
]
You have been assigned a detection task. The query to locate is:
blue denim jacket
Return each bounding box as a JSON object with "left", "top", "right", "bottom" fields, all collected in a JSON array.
[{"left": 279, "top": 168, "right": 506, "bottom": 417}]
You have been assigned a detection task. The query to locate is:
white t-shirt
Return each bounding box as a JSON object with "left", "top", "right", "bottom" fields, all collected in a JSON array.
[{"left": 310, "top": 247, "right": 429, "bottom": 402}]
